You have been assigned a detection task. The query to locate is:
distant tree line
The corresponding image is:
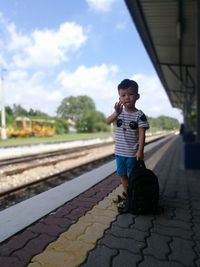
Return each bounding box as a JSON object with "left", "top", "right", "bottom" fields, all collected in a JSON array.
[
  {"left": 148, "top": 116, "right": 180, "bottom": 132},
  {"left": 1, "top": 95, "right": 180, "bottom": 134}
]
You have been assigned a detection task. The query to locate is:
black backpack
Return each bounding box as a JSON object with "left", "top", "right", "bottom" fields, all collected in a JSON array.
[{"left": 126, "top": 160, "right": 159, "bottom": 214}]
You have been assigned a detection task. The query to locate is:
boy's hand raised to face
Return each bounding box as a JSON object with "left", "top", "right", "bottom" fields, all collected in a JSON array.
[{"left": 114, "top": 101, "right": 123, "bottom": 115}]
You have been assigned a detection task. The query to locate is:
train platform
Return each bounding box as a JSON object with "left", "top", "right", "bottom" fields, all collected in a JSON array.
[{"left": 1, "top": 135, "right": 200, "bottom": 267}]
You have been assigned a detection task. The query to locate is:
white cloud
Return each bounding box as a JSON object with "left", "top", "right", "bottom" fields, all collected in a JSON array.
[
  {"left": 8, "top": 70, "right": 28, "bottom": 80},
  {"left": 5, "top": 70, "right": 62, "bottom": 115},
  {"left": 7, "top": 23, "right": 31, "bottom": 51},
  {"left": 4, "top": 67, "right": 183, "bottom": 122},
  {"left": 5, "top": 64, "right": 120, "bottom": 116},
  {"left": 0, "top": 13, "right": 182, "bottom": 122},
  {"left": 5, "top": 22, "right": 88, "bottom": 68},
  {"left": 86, "top": 0, "right": 117, "bottom": 12},
  {"left": 57, "top": 63, "right": 119, "bottom": 114},
  {"left": 131, "top": 73, "right": 183, "bottom": 122},
  {"left": 0, "top": 54, "right": 7, "bottom": 66},
  {"left": 56, "top": 66, "right": 183, "bottom": 122},
  {"left": 57, "top": 63, "right": 118, "bottom": 97}
]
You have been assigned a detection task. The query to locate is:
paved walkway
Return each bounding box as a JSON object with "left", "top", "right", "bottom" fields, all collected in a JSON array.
[
  {"left": 1, "top": 135, "right": 200, "bottom": 267},
  {"left": 81, "top": 136, "right": 200, "bottom": 267}
]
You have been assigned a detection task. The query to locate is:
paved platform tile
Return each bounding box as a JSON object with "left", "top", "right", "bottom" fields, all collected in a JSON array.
[{"left": 28, "top": 186, "right": 122, "bottom": 267}]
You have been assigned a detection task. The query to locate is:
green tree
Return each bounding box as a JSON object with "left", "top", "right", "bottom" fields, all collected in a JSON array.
[
  {"left": 57, "top": 96, "right": 96, "bottom": 119},
  {"left": 12, "top": 104, "right": 28, "bottom": 117},
  {"left": 157, "top": 116, "right": 179, "bottom": 130},
  {"left": 5, "top": 106, "right": 13, "bottom": 116},
  {"left": 3, "top": 106, "right": 13, "bottom": 126},
  {"left": 75, "top": 110, "right": 104, "bottom": 133},
  {"left": 28, "top": 108, "right": 49, "bottom": 117},
  {"left": 92, "top": 111, "right": 109, "bottom": 132},
  {"left": 57, "top": 95, "right": 106, "bottom": 133},
  {"left": 188, "top": 110, "right": 196, "bottom": 131},
  {"left": 54, "top": 118, "right": 69, "bottom": 134},
  {"left": 148, "top": 115, "right": 179, "bottom": 132}
]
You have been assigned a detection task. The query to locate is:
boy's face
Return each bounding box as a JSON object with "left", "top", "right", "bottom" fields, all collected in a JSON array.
[{"left": 118, "top": 87, "right": 139, "bottom": 109}]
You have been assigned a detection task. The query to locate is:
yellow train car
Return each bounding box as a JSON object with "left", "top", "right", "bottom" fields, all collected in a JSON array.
[
  {"left": 31, "top": 118, "right": 55, "bottom": 137},
  {"left": 8, "top": 117, "right": 32, "bottom": 137},
  {"left": 8, "top": 117, "right": 55, "bottom": 138}
]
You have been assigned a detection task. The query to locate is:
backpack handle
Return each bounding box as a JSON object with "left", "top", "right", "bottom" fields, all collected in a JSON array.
[{"left": 135, "top": 160, "right": 146, "bottom": 169}]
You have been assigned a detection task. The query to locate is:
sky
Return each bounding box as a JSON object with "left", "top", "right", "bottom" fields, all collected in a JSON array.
[{"left": 0, "top": 0, "right": 183, "bottom": 123}]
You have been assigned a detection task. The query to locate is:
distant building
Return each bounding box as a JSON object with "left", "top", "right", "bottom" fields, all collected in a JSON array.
[{"left": 67, "top": 118, "right": 77, "bottom": 133}]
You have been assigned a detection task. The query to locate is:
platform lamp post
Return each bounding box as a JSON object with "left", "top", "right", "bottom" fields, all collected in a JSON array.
[{"left": 1, "top": 68, "right": 7, "bottom": 140}]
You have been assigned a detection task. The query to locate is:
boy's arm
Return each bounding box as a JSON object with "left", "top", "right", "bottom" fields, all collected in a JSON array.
[
  {"left": 106, "top": 111, "right": 119, "bottom": 124},
  {"left": 106, "top": 102, "right": 123, "bottom": 124},
  {"left": 136, "top": 127, "right": 147, "bottom": 160}
]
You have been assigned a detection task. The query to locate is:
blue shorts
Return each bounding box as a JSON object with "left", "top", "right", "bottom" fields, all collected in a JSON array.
[{"left": 115, "top": 155, "right": 137, "bottom": 177}]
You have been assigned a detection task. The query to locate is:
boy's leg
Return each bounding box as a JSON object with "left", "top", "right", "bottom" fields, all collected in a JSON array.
[
  {"left": 115, "top": 155, "right": 129, "bottom": 196},
  {"left": 121, "top": 157, "right": 137, "bottom": 194},
  {"left": 113, "top": 175, "right": 127, "bottom": 204},
  {"left": 120, "top": 175, "right": 128, "bottom": 194},
  {"left": 114, "top": 156, "right": 137, "bottom": 205},
  {"left": 113, "top": 156, "right": 127, "bottom": 203}
]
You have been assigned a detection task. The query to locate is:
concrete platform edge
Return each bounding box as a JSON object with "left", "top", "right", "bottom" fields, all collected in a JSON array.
[{"left": 0, "top": 160, "right": 116, "bottom": 242}]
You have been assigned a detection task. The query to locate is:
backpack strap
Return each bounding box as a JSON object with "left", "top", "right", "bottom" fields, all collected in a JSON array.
[{"left": 135, "top": 159, "right": 146, "bottom": 169}]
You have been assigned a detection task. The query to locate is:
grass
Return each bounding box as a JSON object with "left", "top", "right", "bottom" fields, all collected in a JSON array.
[{"left": 0, "top": 132, "right": 113, "bottom": 148}]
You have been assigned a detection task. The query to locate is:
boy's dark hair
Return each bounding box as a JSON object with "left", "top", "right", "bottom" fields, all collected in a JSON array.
[{"left": 118, "top": 79, "right": 138, "bottom": 93}]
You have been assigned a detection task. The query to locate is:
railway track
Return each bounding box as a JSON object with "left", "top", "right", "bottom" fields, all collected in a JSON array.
[
  {"left": 0, "top": 134, "right": 172, "bottom": 210},
  {"left": 0, "top": 143, "right": 114, "bottom": 176},
  {"left": 0, "top": 142, "right": 114, "bottom": 167},
  {"left": 0, "top": 153, "right": 115, "bottom": 211},
  {"left": 0, "top": 134, "right": 166, "bottom": 171}
]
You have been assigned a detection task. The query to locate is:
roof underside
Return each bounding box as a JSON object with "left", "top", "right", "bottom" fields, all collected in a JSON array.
[{"left": 125, "top": 0, "right": 196, "bottom": 111}]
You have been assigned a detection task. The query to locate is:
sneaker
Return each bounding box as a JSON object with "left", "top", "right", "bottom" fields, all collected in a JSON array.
[
  {"left": 113, "top": 194, "right": 123, "bottom": 203},
  {"left": 122, "top": 192, "right": 127, "bottom": 198},
  {"left": 117, "top": 198, "right": 128, "bottom": 213},
  {"left": 113, "top": 192, "right": 127, "bottom": 204}
]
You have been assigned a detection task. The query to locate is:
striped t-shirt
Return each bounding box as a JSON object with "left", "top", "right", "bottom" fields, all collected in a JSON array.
[{"left": 114, "top": 109, "right": 149, "bottom": 157}]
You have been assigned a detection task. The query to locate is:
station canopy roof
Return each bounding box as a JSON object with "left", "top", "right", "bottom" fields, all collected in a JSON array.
[{"left": 125, "top": 0, "right": 196, "bottom": 111}]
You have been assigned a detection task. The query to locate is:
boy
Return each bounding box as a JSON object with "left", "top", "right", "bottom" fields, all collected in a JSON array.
[{"left": 107, "top": 79, "right": 149, "bottom": 201}]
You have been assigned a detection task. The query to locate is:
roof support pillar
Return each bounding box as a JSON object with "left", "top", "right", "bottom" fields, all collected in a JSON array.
[
  {"left": 196, "top": 0, "right": 200, "bottom": 142},
  {"left": 183, "top": 99, "right": 190, "bottom": 130}
]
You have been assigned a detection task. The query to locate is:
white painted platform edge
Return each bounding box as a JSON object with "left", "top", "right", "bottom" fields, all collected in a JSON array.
[{"left": 0, "top": 160, "right": 116, "bottom": 243}]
